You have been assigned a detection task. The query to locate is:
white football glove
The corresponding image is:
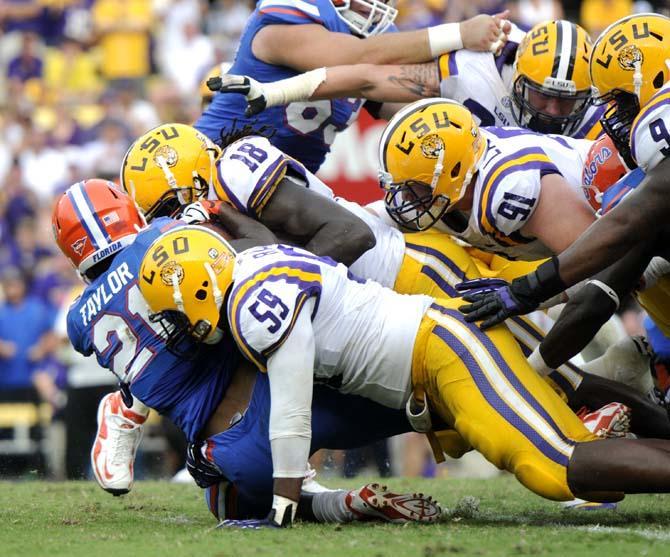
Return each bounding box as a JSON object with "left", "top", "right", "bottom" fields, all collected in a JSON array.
[
  {"left": 208, "top": 75, "right": 267, "bottom": 116},
  {"left": 179, "top": 201, "right": 211, "bottom": 225}
]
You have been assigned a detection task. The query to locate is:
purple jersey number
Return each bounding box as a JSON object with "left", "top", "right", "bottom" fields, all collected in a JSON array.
[
  {"left": 229, "top": 143, "right": 268, "bottom": 172},
  {"left": 649, "top": 118, "right": 670, "bottom": 158},
  {"left": 249, "top": 288, "right": 289, "bottom": 334}
]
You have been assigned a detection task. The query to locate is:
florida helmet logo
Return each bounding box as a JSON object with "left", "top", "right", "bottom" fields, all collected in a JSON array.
[{"left": 71, "top": 237, "right": 87, "bottom": 256}]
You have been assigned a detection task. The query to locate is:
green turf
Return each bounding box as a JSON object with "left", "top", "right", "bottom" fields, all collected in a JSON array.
[{"left": 1, "top": 477, "right": 668, "bottom": 557}]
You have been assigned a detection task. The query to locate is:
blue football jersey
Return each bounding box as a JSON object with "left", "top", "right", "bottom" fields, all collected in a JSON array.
[
  {"left": 67, "top": 217, "right": 238, "bottom": 441},
  {"left": 599, "top": 167, "right": 646, "bottom": 215},
  {"left": 195, "top": 0, "right": 366, "bottom": 173}
]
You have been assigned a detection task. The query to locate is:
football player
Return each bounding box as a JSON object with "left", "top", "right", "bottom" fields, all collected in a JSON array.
[
  {"left": 123, "top": 120, "right": 668, "bottom": 438},
  {"left": 53, "top": 179, "right": 442, "bottom": 523},
  {"left": 214, "top": 20, "right": 604, "bottom": 140},
  {"left": 456, "top": 15, "right": 670, "bottom": 369},
  {"left": 194, "top": 0, "right": 511, "bottom": 173},
  {"left": 139, "top": 225, "right": 670, "bottom": 529}
]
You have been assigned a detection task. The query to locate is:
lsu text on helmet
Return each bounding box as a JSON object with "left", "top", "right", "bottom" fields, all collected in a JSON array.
[
  {"left": 331, "top": 0, "right": 398, "bottom": 37},
  {"left": 120, "top": 124, "right": 220, "bottom": 222},
  {"left": 139, "top": 226, "right": 236, "bottom": 351},
  {"left": 589, "top": 14, "right": 670, "bottom": 165},
  {"left": 379, "top": 98, "right": 486, "bottom": 231},
  {"left": 512, "top": 20, "right": 594, "bottom": 135},
  {"left": 52, "top": 179, "right": 146, "bottom": 281}
]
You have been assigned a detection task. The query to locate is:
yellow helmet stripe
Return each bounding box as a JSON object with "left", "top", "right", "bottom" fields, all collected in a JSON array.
[{"left": 478, "top": 150, "right": 554, "bottom": 235}]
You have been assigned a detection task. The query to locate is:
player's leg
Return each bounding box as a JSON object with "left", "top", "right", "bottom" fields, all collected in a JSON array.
[{"left": 414, "top": 299, "right": 601, "bottom": 501}]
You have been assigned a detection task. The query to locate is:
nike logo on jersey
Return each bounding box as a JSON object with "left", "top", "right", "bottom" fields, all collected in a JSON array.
[{"left": 79, "top": 262, "right": 135, "bottom": 326}]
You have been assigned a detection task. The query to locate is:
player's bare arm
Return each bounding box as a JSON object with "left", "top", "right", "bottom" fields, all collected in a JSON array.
[
  {"left": 520, "top": 173, "right": 596, "bottom": 255},
  {"left": 538, "top": 247, "right": 654, "bottom": 370},
  {"left": 252, "top": 13, "right": 509, "bottom": 71},
  {"left": 260, "top": 179, "right": 376, "bottom": 266}
]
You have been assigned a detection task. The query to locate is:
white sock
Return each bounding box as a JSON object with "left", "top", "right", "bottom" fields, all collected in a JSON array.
[{"left": 310, "top": 490, "right": 354, "bottom": 523}]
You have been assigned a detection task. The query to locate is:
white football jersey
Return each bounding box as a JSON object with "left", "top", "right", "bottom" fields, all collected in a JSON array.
[
  {"left": 436, "top": 127, "right": 592, "bottom": 260},
  {"left": 630, "top": 83, "right": 670, "bottom": 171},
  {"left": 211, "top": 135, "right": 406, "bottom": 287},
  {"left": 227, "top": 244, "right": 432, "bottom": 409},
  {"left": 211, "top": 135, "right": 333, "bottom": 216},
  {"left": 437, "top": 40, "right": 605, "bottom": 139}
]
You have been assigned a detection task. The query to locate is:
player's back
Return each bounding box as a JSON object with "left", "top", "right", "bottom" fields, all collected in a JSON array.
[
  {"left": 195, "top": 0, "right": 364, "bottom": 173},
  {"left": 67, "top": 218, "right": 238, "bottom": 440},
  {"left": 228, "top": 244, "right": 432, "bottom": 409}
]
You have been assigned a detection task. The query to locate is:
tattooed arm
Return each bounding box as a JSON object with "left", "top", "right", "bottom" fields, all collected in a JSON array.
[{"left": 308, "top": 62, "right": 441, "bottom": 103}]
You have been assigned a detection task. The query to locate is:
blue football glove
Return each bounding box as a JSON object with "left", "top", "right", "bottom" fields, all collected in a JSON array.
[{"left": 216, "top": 518, "right": 281, "bottom": 530}]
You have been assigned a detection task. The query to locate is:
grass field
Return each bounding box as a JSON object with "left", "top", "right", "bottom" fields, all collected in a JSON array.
[{"left": 1, "top": 477, "right": 668, "bottom": 557}]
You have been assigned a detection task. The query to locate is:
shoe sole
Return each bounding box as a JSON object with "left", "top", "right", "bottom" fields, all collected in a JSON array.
[{"left": 360, "top": 483, "right": 442, "bottom": 523}]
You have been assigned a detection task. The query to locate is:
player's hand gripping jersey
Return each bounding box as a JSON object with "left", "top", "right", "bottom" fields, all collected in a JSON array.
[
  {"left": 67, "top": 218, "right": 238, "bottom": 441},
  {"left": 195, "top": 0, "right": 376, "bottom": 173},
  {"left": 435, "top": 127, "right": 592, "bottom": 260}
]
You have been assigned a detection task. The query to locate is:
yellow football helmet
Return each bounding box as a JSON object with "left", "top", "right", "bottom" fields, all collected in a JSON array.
[
  {"left": 512, "top": 20, "right": 594, "bottom": 135},
  {"left": 120, "top": 124, "right": 220, "bottom": 221},
  {"left": 589, "top": 14, "right": 670, "bottom": 166},
  {"left": 139, "top": 226, "right": 236, "bottom": 350},
  {"left": 378, "top": 98, "right": 486, "bottom": 231},
  {"left": 200, "top": 62, "right": 232, "bottom": 109}
]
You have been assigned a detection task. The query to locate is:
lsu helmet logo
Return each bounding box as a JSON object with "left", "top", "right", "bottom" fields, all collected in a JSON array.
[
  {"left": 420, "top": 134, "right": 445, "bottom": 159},
  {"left": 160, "top": 260, "right": 184, "bottom": 286},
  {"left": 153, "top": 145, "right": 179, "bottom": 167},
  {"left": 71, "top": 237, "right": 87, "bottom": 257},
  {"left": 617, "top": 44, "right": 643, "bottom": 71}
]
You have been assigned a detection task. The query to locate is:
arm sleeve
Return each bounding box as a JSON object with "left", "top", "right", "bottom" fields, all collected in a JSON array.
[{"left": 267, "top": 299, "right": 315, "bottom": 479}]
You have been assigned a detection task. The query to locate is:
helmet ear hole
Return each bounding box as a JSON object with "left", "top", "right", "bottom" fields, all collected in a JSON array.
[
  {"left": 195, "top": 289, "right": 208, "bottom": 301},
  {"left": 451, "top": 162, "right": 461, "bottom": 178},
  {"left": 653, "top": 71, "right": 665, "bottom": 89}
]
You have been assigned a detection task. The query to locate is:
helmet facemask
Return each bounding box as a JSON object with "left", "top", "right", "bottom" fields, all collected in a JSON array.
[
  {"left": 382, "top": 178, "right": 451, "bottom": 231},
  {"left": 595, "top": 90, "right": 640, "bottom": 169},
  {"left": 511, "top": 76, "right": 593, "bottom": 135},
  {"left": 332, "top": 0, "right": 398, "bottom": 37}
]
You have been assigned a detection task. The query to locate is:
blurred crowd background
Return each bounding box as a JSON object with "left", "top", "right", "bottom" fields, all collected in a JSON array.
[{"left": 0, "top": 0, "right": 668, "bottom": 483}]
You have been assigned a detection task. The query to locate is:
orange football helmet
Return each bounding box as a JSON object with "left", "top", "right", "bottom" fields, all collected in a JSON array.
[
  {"left": 581, "top": 135, "right": 632, "bottom": 211},
  {"left": 52, "top": 179, "right": 146, "bottom": 279}
]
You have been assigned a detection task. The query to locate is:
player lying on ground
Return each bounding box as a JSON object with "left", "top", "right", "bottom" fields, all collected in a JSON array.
[
  {"left": 211, "top": 20, "right": 604, "bottom": 139},
  {"left": 195, "top": 0, "right": 510, "bottom": 173},
  {"left": 52, "top": 179, "right": 442, "bottom": 523},
  {"left": 140, "top": 225, "right": 670, "bottom": 529},
  {"left": 456, "top": 15, "right": 670, "bottom": 347}
]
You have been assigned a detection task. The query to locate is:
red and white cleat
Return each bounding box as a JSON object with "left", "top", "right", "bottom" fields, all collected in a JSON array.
[
  {"left": 345, "top": 483, "right": 442, "bottom": 523},
  {"left": 91, "top": 392, "right": 148, "bottom": 496},
  {"left": 577, "top": 402, "right": 632, "bottom": 438}
]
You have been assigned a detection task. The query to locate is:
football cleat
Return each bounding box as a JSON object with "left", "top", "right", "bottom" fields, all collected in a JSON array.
[
  {"left": 577, "top": 402, "right": 632, "bottom": 439},
  {"left": 561, "top": 498, "right": 618, "bottom": 511},
  {"left": 345, "top": 483, "right": 442, "bottom": 523},
  {"left": 91, "top": 391, "right": 148, "bottom": 496}
]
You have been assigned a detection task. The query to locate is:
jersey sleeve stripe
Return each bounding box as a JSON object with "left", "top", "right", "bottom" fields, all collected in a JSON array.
[
  {"left": 478, "top": 148, "right": 556, "bottom": 235},
  {"left": 573, "top": 105, "right": 606, "bottom": 139},
  {"left": 630, "top": 91, "right": 670, "bottom": 162},
  {"left": 215, "top": 162, "right": 248, "bottom": 214},
  {"left": 247, "top": 157, "right": 289, "bottom": 217},
  {"left": 437, "top": 52, "right": 458, "bottom": 80}
]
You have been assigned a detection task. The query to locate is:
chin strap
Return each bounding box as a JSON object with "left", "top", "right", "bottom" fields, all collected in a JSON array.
[
  {"left": 171, "top": 271, "right": 185, "bottom": 312},
  {"left": 430, "top": 148, "right": 446, "bottom": 191}
]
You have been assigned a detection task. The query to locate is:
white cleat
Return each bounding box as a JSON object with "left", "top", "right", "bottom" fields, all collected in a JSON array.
[
  {"left": 345, "top": 483, "right": 442, "bottom": 523},
  {"left": 91, "top": 391, "right": 148, "bottom": 496}
]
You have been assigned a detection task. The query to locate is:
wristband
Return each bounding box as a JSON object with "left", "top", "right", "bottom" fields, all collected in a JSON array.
[
  {"left": 586, "top": 280, "right": 620, "bottom": 310},
  {"left": 528, "top": 257, "right": 566, "bottom": 301},
  {"left": 270, "top": 494, "right": 298, "bottom": 527},
  {"left": 528, "top": 347, "right": 552, "bottom": 376},
  {"left": 428, "top": 22, "right": 463, "bottom": 57},
  {"left": 263, "top": 68, "right": 327, "bottom": 107}
]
